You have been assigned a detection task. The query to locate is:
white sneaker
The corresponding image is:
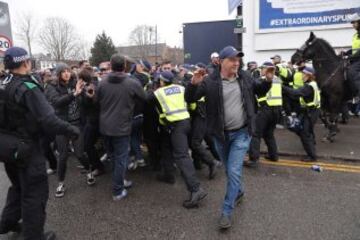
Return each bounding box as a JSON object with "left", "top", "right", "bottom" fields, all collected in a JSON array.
[
  {"left": 113, "top": 189, "right": 128, "bottom": 201},
  {"left": 87, "top": 173, "right": 96, "bottom": 186},
  {"left": 124, "top": 179, "right": 133, "bottom": 188},
  {"left": 100, "top": 154, "right": 108, "bottom": 162},
  {"left": 55, "top": 183, "right": 65, "bottom": 198},
  {"left": 136, "top": 159, "right": 146, "bottom": 167},
  {"left": 128, "top": 161, "right": 137, "bottom": 170},
  {"left": 46, "top": 169, "right": 56, "bottom": 175}
]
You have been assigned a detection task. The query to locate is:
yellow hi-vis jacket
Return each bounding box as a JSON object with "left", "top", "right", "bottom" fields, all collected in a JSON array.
[
  {"left": 300, "top": 81, "right": 321, "bottom": 108},
  {"left": 154, "top": 84, "right": 190, "bottom": 125},
  {"left": 257, "top": 77, "right": 282, "bottom": 107},
  {"left": 352, "top": 33, "right": 360, "bottom": 55},
  {"left": 292, "top": 71, "right": 304, "bottom": 89}
]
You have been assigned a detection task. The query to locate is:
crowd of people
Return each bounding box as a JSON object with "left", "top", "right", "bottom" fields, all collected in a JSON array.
[{"left": 0, "top": 13, "right": 359, "bottom": 240}]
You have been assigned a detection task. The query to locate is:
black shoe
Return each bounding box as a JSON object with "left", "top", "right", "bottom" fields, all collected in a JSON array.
[
  {"left": 301, "top": 157, "right": 317, "bottom": 162},
  {"left": 0, "top": 222, "right": 22, "bottom": 234},
  {"left": 218, "top": 214, "right": 232, "bottom": 229},
  {"left": 235, "top": 191, "right": 245, "bottom": 206},
  {"left": 44, "top": 231, "right": 57, "bottom": 240},
  {"left": 208, "top": 163, "right": 217, "bottom": 180},
  {"left": 243, "top": 159, "right": 259, "bottom": 168},
  {"left": 182, "top": 188, "right": 207, "bottom": 209},
  {"left": 264, "top": 156, "right": 279, "bottom": 162},
  {"left": 156, "top": 173, "right": 175, "bottom": 184}
]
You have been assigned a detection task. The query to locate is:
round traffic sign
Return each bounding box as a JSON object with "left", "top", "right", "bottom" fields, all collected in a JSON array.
[{"left": 0, "top": 35, "right": 12, "bottom": 53}]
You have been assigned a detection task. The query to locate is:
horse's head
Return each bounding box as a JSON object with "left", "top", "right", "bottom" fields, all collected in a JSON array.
[{"left": 291, "top": 32, "right": 318, "bottom": 65}]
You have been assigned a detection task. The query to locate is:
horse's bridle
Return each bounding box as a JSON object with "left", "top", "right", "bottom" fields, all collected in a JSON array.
[{"left": 296, "top": 37, "right": 320, "bottom": 63}]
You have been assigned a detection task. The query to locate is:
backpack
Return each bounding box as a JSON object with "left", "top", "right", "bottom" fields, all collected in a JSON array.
[{"left": 0, "top": 74, "right": 32, "bottom": 166}]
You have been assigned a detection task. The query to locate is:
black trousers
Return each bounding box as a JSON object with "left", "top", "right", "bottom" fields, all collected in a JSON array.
[
  {"left": 297, "top": 109, "right": 320, "bottom": 160},
  {"left": 160, "top": 119, "right": 200, "bottom": 193},
  {"left": 40, "top": 134, "right": 57, "bottom": 170},
  {"left": 83, "top": 121, "right": 104, "bottom": 172},
  {"left": 348, "top": 60, "right": 360, "bottom": 96},
  {"left": 249, "top": 106, "right": 281, "bottom": 161},
  {"left": 0, "top": 143, "right": 48, "bottom": 240},
  {"left": 190, "top": 114, "right": 215, "bottom": 167},
  {"left": 56, "top": 127, "right": 84, "bottom": 182}
]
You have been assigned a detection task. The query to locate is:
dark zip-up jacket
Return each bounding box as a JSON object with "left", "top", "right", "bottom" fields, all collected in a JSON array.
[
  {"left": 97, "top": 72, "right": 146, "bottom": 137},
  {"left": 185, "top": 69, "right": 271, "bottom": 141},
  {"left": 45, "top": 78, "right": 81, "bottom": 124}
]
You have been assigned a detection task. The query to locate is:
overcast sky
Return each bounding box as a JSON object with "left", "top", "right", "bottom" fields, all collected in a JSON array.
[{"left": 5, "top": 0, "right": 237, "bottom": 54}]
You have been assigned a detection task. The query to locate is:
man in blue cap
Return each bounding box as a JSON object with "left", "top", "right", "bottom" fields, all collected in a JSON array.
[
  {"left": 282, "top": 66, "right": 321, "bottom": 162},
  {"left": 186, "top": 46, "right": 272, "bottom": 229},
  {"left": 0, "top": 47, "right": 80, "bottom": 240},
  {"left": 148, "top": 71, "right": 207, "bottom": 209}
]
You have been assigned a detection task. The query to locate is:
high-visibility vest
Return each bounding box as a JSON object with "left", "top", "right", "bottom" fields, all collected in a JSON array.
[
  {"left": 276, "top": 64, "right": 289, "bottom": 79},
  {"left": 292, "top": 71, "right": 304, "bottom": 89},
  {"left": 300, "top": 81, "right": 321, "bottom": 108},
  {"left": 154, "top": 84, "right": 190, "bottom": 125},
  {"left": 352, "top": 33, "right": 360, "bottom": 55},
  {"left": 189, "top": 96, "right": 205, "bottom": 111},
  {"left": 257, "top": 77, "right": 282, "bottom": 107}
]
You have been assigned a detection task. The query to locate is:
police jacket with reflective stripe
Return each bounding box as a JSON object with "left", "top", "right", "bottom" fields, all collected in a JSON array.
[
  {"left": 282, "top": 82, "right": 319, "bottom": 110},
  {"left": 3, "top": 74, "right": 73, "bottom": 140}
]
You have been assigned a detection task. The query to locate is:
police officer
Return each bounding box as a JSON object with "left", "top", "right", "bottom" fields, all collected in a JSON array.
[
  {"left": 282, "top": 67, "right": 321, "bottom": 162},
  {"left": 244, "top": 62, "right": 282, "bottom": 167},
  {"left": 347, "top": 13, "right": 360, "bottom": 95},
  {"left": 0, "top": 47, "right": 80, "bottom": 240},
  {"left": 148, "top": 71, "right": 207, "bottom": 208},
  {"left": 187, "top": 67, "right": 218, "bottom": 179}
]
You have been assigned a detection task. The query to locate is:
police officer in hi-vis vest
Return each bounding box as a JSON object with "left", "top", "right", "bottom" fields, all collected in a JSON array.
[
  {"left": 148, "top": 71, "right": 207, "bottom": 209},
  {"left": 244, "top": 62, "right": 282, "bottom": 167},
  {"left": 282, "top": 67, "right": 321, "bottom": 162},
  {"left": 347, "top": 13, "right": 360, "bottom": 95}
]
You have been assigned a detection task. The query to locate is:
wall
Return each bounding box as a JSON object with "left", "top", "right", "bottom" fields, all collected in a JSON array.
[{"left": 242, "top": 0, "right": 358, "bottom": 64}]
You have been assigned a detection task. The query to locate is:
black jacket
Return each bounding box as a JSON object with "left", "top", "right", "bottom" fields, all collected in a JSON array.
[
  {"left": 97, "top": 72, "right": 146, "bottom": 137},
  {"left": 185, "top": 69, "right": 271, "bottom": 141},
  {"left": 5, "top": 74, "right": 74, "bottom": 140},
  {"left": 45, "top": 78, "right": 81, "bottom": 124}
]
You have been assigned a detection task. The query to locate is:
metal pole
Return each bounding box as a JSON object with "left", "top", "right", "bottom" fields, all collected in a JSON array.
[
  {"left": 237, "top": 4, "right": 243, "bottom": 52},
  {"left": 155, "top": 25, "right": 158, "bottom": 64}
]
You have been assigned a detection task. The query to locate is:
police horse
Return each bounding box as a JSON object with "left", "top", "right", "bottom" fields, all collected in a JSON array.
[{"left": 291, "top": 32, "right": 356, "bottom": 142}]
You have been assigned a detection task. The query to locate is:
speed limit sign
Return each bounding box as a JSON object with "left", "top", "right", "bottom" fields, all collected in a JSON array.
[{"left": 0, "top": 35, "right": 12, "bottom": 53}]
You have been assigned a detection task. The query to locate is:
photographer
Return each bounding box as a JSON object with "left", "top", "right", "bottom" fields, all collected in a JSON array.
[{"left": 78, "top": 69, "right": 105, "bottom": 185}]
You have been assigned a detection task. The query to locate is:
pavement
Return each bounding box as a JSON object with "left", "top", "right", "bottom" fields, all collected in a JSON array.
[
  {"left": 0, "top": 156, "right": 360, "bottom": 240},
  {"left": 262, "top": 117, "right": 360, "bottom": 161}
]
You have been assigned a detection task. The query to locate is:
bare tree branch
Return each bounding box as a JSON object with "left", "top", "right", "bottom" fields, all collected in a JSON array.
[
  {"left": 15, "top": 12, "right": 38, "bottom": 58},
  {"left": 38, "top": 17, "right": 80, "bottom": 61},
  {"left": 128, "top": 25, "right": 157, "bottom": 59}
]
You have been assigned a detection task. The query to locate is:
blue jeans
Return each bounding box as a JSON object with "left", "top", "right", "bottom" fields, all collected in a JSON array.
[
  {"left": 214, "top": 128, "right": 251, "bottom": 216},
  {"left": 130, "top": 116, "right": 144, "bottom": 160},
  {"left": 104, "top": 136, "right": 130, "bottom": 196}
]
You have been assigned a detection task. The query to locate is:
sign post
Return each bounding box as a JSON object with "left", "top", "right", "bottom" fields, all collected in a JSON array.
[{"left": 0, "top": 1, "right": 12, "bottom": 58}]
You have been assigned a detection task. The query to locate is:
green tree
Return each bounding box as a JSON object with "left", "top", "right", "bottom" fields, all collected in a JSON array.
[{"left": 90, "top": 31, "right": 116, "bottom": 66}]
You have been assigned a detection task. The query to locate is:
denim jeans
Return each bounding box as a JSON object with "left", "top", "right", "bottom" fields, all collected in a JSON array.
[
  {"left": 214, "top": 128, "right": 251, "bottom": 216},
  {"left": 130, "top": 116, "right": 144, "bottom": 160},
  {"left": 104, "top": 136, "right": 130, "bottom": 196}
]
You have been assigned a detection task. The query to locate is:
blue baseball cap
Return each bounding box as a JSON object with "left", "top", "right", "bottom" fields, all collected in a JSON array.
[
  {"left": 137, "top": 59, "right": 152, "bottom": 71},
  {"left": 302, "top": 67, "right": 315, "bottom": 75},
  {"left": 159, "top": 71, "right": 174, "bottom": 83},
  {"left": 260, "top": 61, "right": 275, "bottom": 68},
  {"left": 219, "top": 46, "right": 244, "bottom": 60},
  {"left": 4, "top": 47, "right": 30, "bottom": 69}
]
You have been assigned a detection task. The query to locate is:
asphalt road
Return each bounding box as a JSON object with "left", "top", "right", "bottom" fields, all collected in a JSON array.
[{"left": 0, "top": 158, "right": 359, "bottom": 240}]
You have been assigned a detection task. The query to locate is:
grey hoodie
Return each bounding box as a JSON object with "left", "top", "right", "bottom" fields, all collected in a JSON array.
[{"left": 97, "top": 72, "right": 146, "bottom": 137}]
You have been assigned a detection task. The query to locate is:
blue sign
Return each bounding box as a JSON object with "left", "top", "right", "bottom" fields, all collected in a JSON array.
[{"left": 259, "top": 0, "right": 360, "bottom": 31}]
